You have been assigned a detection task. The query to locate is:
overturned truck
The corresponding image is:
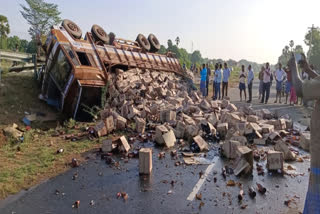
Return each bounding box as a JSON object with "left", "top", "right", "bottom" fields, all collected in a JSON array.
[{"left": 39, "top": 19, "right": 183, "bottom": 120}]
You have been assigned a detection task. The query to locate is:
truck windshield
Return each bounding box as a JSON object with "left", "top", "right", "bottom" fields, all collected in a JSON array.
[{"left": 50, "top": 49, "right": 72, "bottom": 90}]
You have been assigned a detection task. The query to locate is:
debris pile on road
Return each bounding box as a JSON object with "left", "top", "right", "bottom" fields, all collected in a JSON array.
[{"left": 90, "top": 68, "right": 311, "bottom": 177}]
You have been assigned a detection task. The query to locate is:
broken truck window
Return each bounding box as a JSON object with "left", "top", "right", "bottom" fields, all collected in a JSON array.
[
  {"left": 49, "top": 49, "right": 72, "bottom": 90},
  {"left": 76, "top": 52, "right": 91, "bottom": 66}
]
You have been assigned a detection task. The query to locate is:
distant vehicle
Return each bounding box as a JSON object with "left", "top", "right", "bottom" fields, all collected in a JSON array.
[{"left": 38, "top": 19, "right": 183, "bottom": 120}]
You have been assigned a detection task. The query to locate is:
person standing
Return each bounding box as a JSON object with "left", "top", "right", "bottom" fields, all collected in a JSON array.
[
  {"left": 258, "top": 66, "right": 264, "bottom": 99},
  {"left": 239, "top": 65, "right": 247, "bottom": 102},
  {"left": 288, "top": 54, "right": 320, "bottom": 213},
  {"left": 214, "top": 64, "right": 222, "bottom": 100},
  {"left": 247, "top": 65, "right": 254, "bottom": 103},
  {"left": 222, "top": 62, "right": 231, "bottom": 99},
  {"left": 274, "top": 63, "right": 286, "bottom": 103},
  {"left": 206, "top": 63, "right": 211, "bottom": 97},
  {"left": 261, "top": 62, "right": 271, "bottom": 104},
  {"left": 200, "top": 64, "right": 207, "bottom": 97}
]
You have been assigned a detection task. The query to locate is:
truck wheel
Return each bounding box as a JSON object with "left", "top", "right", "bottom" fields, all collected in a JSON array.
[
  {"left": 62, "top": 19, "right": 82, "bottom": 39},
  {"left": 91, "top": 24, "right": 109, "bottom": 44},
  {"left": 148, "top": 34, "right": 160, "bottom": 53},
  {"left": 136, "top": 34, "right": 151, "bottom": 52}
]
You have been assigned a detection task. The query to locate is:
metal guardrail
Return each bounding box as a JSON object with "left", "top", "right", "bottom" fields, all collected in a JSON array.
[{"left": 0, "top": 50, "right": 33, "bottom": 62}]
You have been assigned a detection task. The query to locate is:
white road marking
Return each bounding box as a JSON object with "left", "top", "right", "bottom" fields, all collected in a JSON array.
[{"left": 186, "top": 156, "right": 218, "bottom": 201}]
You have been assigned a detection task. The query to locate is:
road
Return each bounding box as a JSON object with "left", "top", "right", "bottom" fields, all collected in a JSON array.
[{"left": 0, "top": 79, "right": 311, "bottom": 214}]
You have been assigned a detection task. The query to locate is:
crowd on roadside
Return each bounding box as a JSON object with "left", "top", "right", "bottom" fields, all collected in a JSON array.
[{"left": 197, "top": 62, "right": 312, "bottom": 105}]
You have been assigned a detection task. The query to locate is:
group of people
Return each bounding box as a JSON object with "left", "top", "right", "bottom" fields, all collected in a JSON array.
[
  {"left": 199, "top": 63, "right": 232, "bottom": 100},
  {"left": 199, "top": 61, "right": 311, "bottom": 105}
]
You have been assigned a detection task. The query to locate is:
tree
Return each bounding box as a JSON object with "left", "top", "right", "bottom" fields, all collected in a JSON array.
[
  {"left": 175, "top": 36, "right": 180, "bottom": 46},
  {"left": 167, "top": 39, "right": 173, "bottom": 49},
  {"left": 7, "top": 36, "right": 21, "bottom": 51},
  {"left": 289, "top": 40, "right": 294, "bottom": 51},
  {"left": 20, "top": 0, "right": 61, "bottom": 40},
  {"left": 191, "top": 50, "right": 202, "bottom": 64},
  {"left": 0, "top": 15, "right": 10, "bottom": 49},
  {"left": 305, "top": 26, "right": 320, "bottom": 69},
  {"left": 158, "top": 45, "right": 167, "bottom": 54}
]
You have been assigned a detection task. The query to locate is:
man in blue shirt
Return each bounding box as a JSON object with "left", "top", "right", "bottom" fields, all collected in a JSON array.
[
  {"left": 222, "top": 63, "right": 231, "bottom": 99},
  {"left": 200, "top": 64, "right": 207, "bottom": 97},
  {"left": 214, "top": 64, "right": 222, "bottom": 100},
  {"left": 247, "top": 65, "right": 254, "bottom": 103},
  {"left": 206, "top": 63, "right": 211, "bottom": 97}
]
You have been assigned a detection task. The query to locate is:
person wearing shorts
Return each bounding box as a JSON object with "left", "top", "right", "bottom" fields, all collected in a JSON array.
[
  {"left": 274, "top": 63, "right": 285, "bottom": 103},
  {"left": 239, "top": 65, "right": 247, "bottom": 102}
]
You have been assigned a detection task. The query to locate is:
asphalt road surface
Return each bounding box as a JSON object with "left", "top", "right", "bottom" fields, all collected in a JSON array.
[{"left": 0, "top": 79, "right": 312, "bottom": 214}]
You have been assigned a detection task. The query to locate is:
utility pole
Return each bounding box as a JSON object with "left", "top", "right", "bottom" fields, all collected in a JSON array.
[{"left": 191, "top": 41, "right": 194, "bottom": 53}]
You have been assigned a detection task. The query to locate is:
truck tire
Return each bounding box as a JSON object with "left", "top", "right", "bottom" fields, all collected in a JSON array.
[
  {"left": 91, "top": 24, "right": 109, "bottom": 44},
  {"left": 136, "top": 34, "right": 150, "bottom": 52},
  {"left": 62, "top": 19, "right": 82, "bottom": 39},
  {"left": 148, "top": 34, "right": 160, "bottom": 53}
]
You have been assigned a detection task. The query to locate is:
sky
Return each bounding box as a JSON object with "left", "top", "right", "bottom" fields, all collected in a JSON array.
[{"left": 1, "top": 0, "right": 320, "bottom": 64}]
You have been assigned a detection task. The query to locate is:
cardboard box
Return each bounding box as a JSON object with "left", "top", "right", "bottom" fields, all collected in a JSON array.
[
  {"left": 101, "top": 139, "right": 113, "bottom": 152},
  {"left": 221, "top": 140, "right": 241, "bottom": 159},
  {"left": 267, "top": 151, "right": 284, "bottom": 170},
  {"left": 139, "top": 148, "right": 152, "bottom": 174},
  {"left": 162, "top": 130, "right": 176, "bottom": 148},
  {"left": 300, "top": 131, "right": 311, "bottom": 151},
  {"left": 193, "top": 135, "right": 209, "bottom": 151}
]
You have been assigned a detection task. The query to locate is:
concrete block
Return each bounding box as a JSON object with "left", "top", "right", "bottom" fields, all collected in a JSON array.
[
  {"left": 267, "top": 151, "right": 284, "bottom": 170},
  {"left": 139, "top": 148, "right": 152, "bottom": 174},
  {"left": 193, "top": 135, "right": 209, "bottom": 151},
  {"left": 185, "top": 125, "right": 199, "bottom": 140}
]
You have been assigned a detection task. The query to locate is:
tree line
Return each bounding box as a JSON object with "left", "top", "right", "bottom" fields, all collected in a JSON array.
[{"left": 158, "top": 38, "right": 264, "bottom": 72}]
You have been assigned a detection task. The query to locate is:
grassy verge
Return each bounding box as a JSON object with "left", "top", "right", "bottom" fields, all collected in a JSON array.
[{"left": 0, "top": 72, "right": 103, "bottom": 199}]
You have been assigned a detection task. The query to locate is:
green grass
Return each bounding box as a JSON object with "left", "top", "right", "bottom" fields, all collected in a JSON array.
[{"left": 0, "top": 72, "right": 103, "bottom": 199}]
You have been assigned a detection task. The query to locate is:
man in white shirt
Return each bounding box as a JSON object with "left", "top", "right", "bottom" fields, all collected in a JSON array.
[
  {"left": 274, "top": 63, "right": 286, "bottom": 103},
  {"left": 247, "top": 65, "right": 254, "bottom": 103},
  {"left": 261, "top": 62, "right": 271, "bottom": 104}
]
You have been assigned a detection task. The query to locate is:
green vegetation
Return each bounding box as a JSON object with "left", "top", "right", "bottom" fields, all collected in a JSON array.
[
  {"left": 160, "top": 39, "right": 263, "bottom": 72},
  {"left": 20, "top": 0, "right": 61, "bottom": 39},
  {"left": 305, "top": 26, "right": 320, "bottom": 69},
  {"left": 278, "top": 40, "right": 305, "bottom": 66}
]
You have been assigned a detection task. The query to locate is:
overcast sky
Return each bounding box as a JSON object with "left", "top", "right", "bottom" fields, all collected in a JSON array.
[{"left": 1, "top": 0, "right": 319, "bottom": 64}]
